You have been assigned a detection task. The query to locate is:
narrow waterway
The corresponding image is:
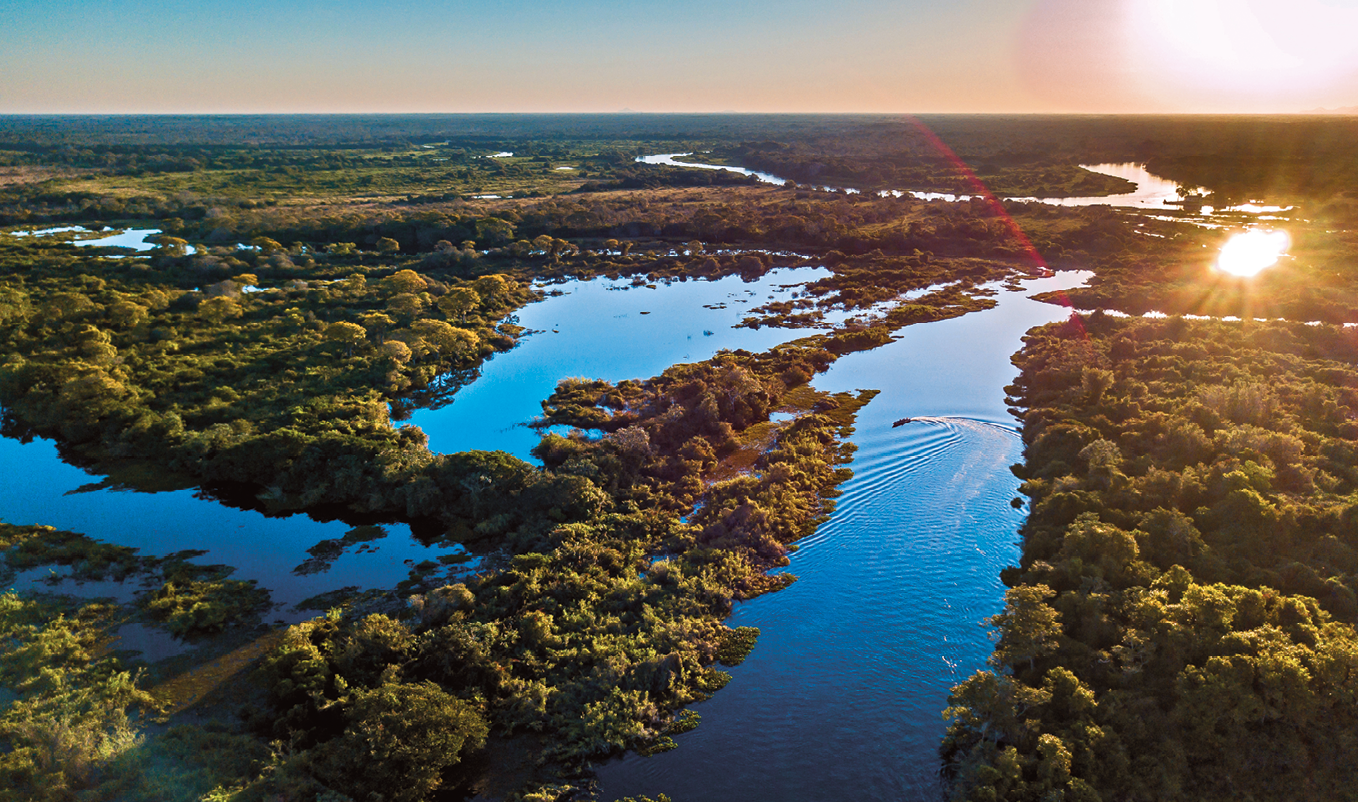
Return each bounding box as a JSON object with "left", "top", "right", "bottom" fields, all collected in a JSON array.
[
  {"left": 636, "top": 154, "right": 1293, "bottom": 224},
  {"left": 596, "top": 271, "right": 1090, "bottom": 802}
]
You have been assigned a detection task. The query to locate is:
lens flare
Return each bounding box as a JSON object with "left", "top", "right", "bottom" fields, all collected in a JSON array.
[{"left": 1215, "top": 229, "right": 1289, "bottom": 277}]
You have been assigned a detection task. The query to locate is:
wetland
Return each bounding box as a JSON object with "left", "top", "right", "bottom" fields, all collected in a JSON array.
[{"left": 1, "top": 113, "right": 1357, "bottom": 801}]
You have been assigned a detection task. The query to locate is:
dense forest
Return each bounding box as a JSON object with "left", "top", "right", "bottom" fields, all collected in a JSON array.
[{"left": 943, "top": 315, "right": 1358, "bottom": 800}]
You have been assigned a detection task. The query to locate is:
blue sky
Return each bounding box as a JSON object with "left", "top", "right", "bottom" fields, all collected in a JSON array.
[{"left": 3, "top": 0, "right": 1356, "bottom": 113}]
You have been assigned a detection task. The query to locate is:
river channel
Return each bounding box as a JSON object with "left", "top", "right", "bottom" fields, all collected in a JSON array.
[
  {"left": 5, "top": 200, "right": 1099, "bottom": 801},
  {"left": 594, "top": 271, "right": 1089, "bottom": 802},
  {"left": 636, "top": 153, "right": 1293, "bottom": 223},
  {"left": 0, "top": 228, "right": 1090, "bottom": 796},
  {"left": 1, "top": 249, "right": 1087, "bottom": 799},
  {"left": 407, "top": 267, "right": 841, "bottom": 459}
]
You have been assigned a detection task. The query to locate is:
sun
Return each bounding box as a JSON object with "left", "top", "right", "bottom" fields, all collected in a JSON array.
[
  {"left": 1215, "top": 229, "right": 1290, "bottom": 277},
  {"left": 1124, "top": 0, "right": 1358, "bottom": 103}
]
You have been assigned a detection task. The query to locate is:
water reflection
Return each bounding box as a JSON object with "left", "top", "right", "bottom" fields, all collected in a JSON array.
[
  {"left": 1215, "top": 229, "right": 1290, "bottom": 276},
  {"left": 636, "top": 155, "right": 1294, "bottom": 225},
  {"left": 11, "top": 225, "right": 197, "bottom": 254},
  {"left": 1021, "top": 163, "right": 1198, "bottom": 209},
  {"left": 406, "top": 268, "right": 837, "bottom": 459},
  {"left": 0, "top": 436, "right": 443, "bottom": 615}
]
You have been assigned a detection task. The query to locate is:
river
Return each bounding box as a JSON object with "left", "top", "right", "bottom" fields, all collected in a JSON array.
[
  {"left": 407, "top": 268, "right": 841, "bottom": 458},
  {"left": 5, "top": 213, "right": 1095, "bottom": 799},
  {"left": 0, "top": 252, "right": 1088, "bottom": 797},
  {"left": 635, "top": 154, "right": 1293, "bottom": 223},
  {"left": 0, "top": 266, "right": 867, "bottom": 642},
  {"left": 593, "top": 271, "right": 1088, "bottom": 801}
]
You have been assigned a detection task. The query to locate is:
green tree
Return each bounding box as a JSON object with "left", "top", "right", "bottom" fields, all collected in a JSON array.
[
  {"left": 315, "top": 680, "right": 487, "bottom": 802},
  {"left": 531, "top": 234, "right": 555, "bottom": 257},
  {"left": 361, "top": 312, "right": 395, "bottom": 343},
  {"left": 437, "top": 287, "right": 481, "bottom": 322},
  {"left": 991, "top": 585, "right": 1062, "bottom": 673},
  {"left": 341, "top": 273, "right": 366, "bottom": 295},
  {"left": 250, "top": 236, "right": 284, "bottom": 254},
  {"left": 409, "top": 319, "right": 478, "bottom": 360},
  {"left": 154, "top": 236, "right": 189, "bottom": 257},
  {"left": 106, "top": 299, "right": 147, "bottom": 329},
  {"left": 198, "top": 297, "right": 242, "bottom": 325},
  {"left": 381, "top": 340, "right": 412, "bottom": 365},
  {"left": 387, "top": 293, "right": 426, "bottom": 322},
  {"left": 383, "top": 269, "right": 427, "bottom": 296},
  {"left": 0, "top": 287, "right": 30, "bottom": 326},
  {"left": 323, "top": 321, "right": 367, "bottom": 357},
  {"left": 472, "top": 275, "right": 510, "bottom": 309},
  {"left": 476, "top": 217, "right": 515, "bottom": 245}
]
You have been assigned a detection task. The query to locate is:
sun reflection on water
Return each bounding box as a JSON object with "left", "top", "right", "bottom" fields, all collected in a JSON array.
[{"left": 1215, "top": 229, "right": 1290, "bottom": 277}]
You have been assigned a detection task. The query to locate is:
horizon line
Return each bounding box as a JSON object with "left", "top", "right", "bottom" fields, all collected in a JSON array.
[{"left": 1, "top": 110, "right": 1356, "bottom": 117}]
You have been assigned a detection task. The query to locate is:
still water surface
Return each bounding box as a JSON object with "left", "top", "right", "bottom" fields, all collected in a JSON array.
[
  {"left": 636, "top": 155, "right": 1291, "bottom": 223},
  {"left": 408, "top": 268, "right": 835, "bottom": 458},
  {"left": 12, "top": 226, "right": 197, "bottom": 254},
  {"left": 0, "top": 435, "right": 440, "bottom": 615}
]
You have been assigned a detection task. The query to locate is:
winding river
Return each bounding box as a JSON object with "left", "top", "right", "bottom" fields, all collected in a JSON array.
[
  {"left": 0, "top": 243, "right": 1089, "bottom": 797},
  {"left": 0, "top": 132, "right": 1314, "bottom": 800},
  {"left": 636, "top": 154, "right": 1293, "bottom": 223},
  {"left": 6, "top": 185, "right": 1102, "bottom": 800},
  {"left": 595, "top": 271, "right": 1088, "bottom": 802}
]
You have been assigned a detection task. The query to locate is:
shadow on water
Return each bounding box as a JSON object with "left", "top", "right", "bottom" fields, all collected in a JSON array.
[{"left": 0, "top": 430, "right": 451, "bottom": 619}]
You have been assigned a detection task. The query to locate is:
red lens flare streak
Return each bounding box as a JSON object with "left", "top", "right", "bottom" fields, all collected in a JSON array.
[{"left": 904, "top": 117, "right": 1087, "bottom": 339}]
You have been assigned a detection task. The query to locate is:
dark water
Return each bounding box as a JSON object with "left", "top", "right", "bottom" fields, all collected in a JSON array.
[
  {"left": 595, "top": 272, "right": 1089, "bottom": 802},
  {"left": 0, "top": 435, "right": 443, "bottom": 615}
]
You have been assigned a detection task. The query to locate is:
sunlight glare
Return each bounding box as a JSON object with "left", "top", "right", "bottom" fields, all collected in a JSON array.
[
  {"left": 1126, "top": 0, "right": 1358, "bottom": 101},
  {"left": 1215, "top": 229, "right": 1290, "bottom": 277}
]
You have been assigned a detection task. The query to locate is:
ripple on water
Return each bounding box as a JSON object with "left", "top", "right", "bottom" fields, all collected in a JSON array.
[
  {"left": 598, "top": 419, "right": 1026, "bottom": 802},
  {"left": 597, "top": 273, "right": 1090, "bottom": 802}
]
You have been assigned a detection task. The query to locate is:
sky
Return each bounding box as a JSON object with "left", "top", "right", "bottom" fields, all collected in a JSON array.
[{"left": 2, "top": 0, "right": 1357, "bottom": 114}]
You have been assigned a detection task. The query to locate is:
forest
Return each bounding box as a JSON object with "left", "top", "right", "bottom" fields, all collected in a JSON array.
[
  {"left": 943, "top": 315, "right": 1358, "bottom": 801},
  {"left": 1, "top": 114, "right": 1357, "bottom": 801}
]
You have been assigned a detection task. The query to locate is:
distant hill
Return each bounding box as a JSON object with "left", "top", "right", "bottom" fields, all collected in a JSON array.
[{"left": 1302, "top": 106, "right": 1358, "bottom": 114}]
